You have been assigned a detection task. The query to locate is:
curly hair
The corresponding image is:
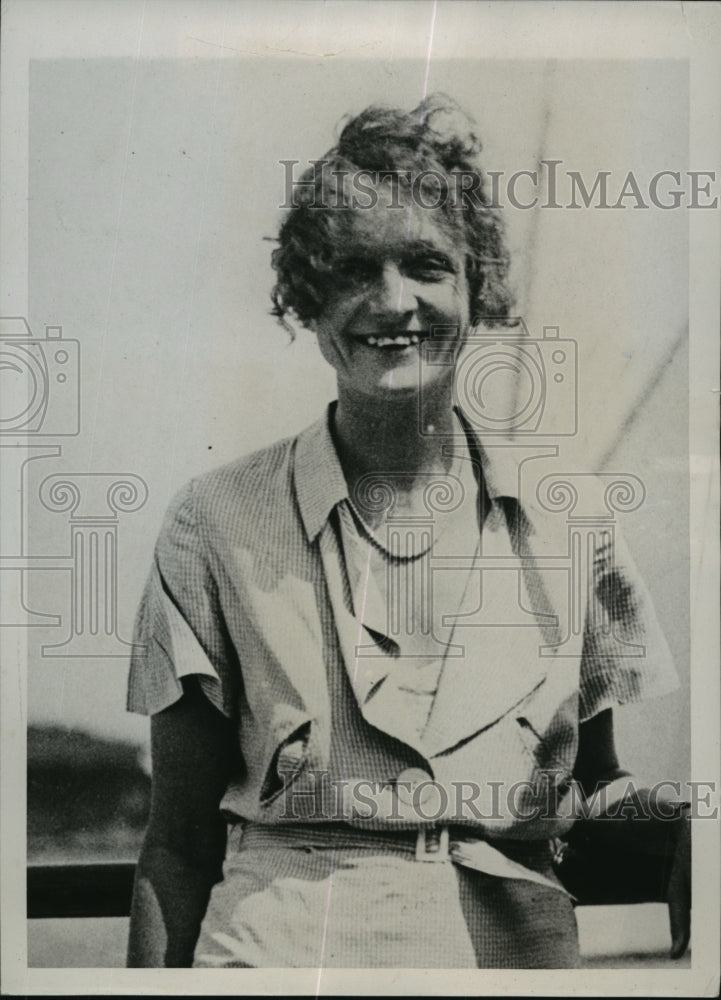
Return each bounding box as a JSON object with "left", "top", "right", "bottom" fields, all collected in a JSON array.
[{"left": 270, "top": 93, "right": 515, "bottom": 334}]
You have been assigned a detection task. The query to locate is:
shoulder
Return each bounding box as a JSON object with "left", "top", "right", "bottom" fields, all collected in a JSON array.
[
  {"left": 159, "top": 428, "right": 309, "bottom": 558},
  {"left": 518, "top": 463, "right": 642, "bottom": 540},
  {"left": 192, "top": 432, "right": 298, "bottom": 513}
]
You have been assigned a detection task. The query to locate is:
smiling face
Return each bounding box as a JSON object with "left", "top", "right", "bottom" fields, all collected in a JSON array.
[{"left": 312, "top": 186, "right": 471, "bottom": 398}]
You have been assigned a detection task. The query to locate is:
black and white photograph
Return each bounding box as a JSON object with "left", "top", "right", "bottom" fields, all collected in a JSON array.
[{"left": 1, "top": 1, "right": 719, "bottom": 995}]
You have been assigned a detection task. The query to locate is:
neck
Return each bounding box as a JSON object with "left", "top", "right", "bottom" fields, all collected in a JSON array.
[{"left": 332, "top": 378, "right": 457, "bottom": 491}]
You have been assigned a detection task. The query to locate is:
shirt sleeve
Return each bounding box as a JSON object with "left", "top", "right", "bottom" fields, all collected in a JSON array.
[
  {"left": 578, "top": 522, "right": 679, "bottom": 722},
  {"left": 126, "top": 478, "right": 237, "bottom": 719}
]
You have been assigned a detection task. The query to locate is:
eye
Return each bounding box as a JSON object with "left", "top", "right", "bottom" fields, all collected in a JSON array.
[
  {"left": 403, "top": 253, "right": 455, "bottom": 281},
  {"left": 331, "top": 255, "right": 378, "bottom": 284}
]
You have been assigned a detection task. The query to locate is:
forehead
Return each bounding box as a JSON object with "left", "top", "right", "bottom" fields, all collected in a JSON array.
[{"left": 335, "top": 185, "right": 462, "bottom": 257}]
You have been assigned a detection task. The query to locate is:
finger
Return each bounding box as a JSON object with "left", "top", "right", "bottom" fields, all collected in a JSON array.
[
  {"left": 668, "top": 879, "right": 691, "bottom": 958},
  {"left": 668, "top": 822, "right": 691, "bottom": 958},
  {"left": 669, "top": 917, "right": 690, "bottom": 959}
]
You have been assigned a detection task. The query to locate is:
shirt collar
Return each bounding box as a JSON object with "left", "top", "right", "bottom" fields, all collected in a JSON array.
[
  {"left": 294, "top": 402, "right": 349, "bottom": 542},
  {"left": 294, "top": 402, "right": 530, "bottom": 542},
  {"left": 451, "top": 405, "right": 526, "bottom": 503}
]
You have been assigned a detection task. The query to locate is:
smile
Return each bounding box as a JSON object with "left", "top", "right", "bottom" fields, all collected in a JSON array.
[{"left": 357, "top": 334, "right": 423, "bottom": 348}]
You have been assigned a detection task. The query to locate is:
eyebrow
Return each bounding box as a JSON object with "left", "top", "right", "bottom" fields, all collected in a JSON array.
[
  {"left": 333, "top": 236, "right": 461, "bottom": 270},
  {"left": 400, "top": 240, "right": 459, "bottom": 267}
]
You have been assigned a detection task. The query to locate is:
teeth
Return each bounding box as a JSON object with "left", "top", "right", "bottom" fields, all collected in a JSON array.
[{"left": 362, "top": 334, "right": 421, "bottom": 347}]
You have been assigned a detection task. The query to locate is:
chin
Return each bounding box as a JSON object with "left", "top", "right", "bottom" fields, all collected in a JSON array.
[
  {"left": 369, "top": 377, "right": 450, "bottom": 401},
  {"left": 367, "top": 373, "right": 424, "bottom": 395}
]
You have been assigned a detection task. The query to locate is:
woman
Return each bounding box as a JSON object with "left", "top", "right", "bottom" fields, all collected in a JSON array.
[{"left": 126, "top": 94, "right": 689, "bottom": 968}]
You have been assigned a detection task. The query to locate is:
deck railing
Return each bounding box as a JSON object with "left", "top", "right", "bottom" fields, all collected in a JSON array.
[{"left": 27, "top": 862, "right": 136, "bottom": 919}]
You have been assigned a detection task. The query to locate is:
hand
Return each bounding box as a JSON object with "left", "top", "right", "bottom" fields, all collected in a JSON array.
[{"left": 667, "top": 809, "right": 691, "bottom": 959}]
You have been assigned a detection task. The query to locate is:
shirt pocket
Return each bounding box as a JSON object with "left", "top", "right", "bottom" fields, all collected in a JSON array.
[
  {"left": 516, "top": 715, "right": 568, "bottom": 772},
  {"left": 260, "top": 712, "right": 314, "bottom": 806},
  {"left": 514, "top": 694, "right": 577, "bottom": 794}
]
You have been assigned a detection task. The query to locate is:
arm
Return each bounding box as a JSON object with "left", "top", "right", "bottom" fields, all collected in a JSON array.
[
  {"left": 573, "top": 707, "right": 629, "bottom": 800},
  {"left": 127, "top": 677, "right": 238, "bottom": 967},
  {"left": 566, "top": 708, "right": 691, "bottom": 959}
]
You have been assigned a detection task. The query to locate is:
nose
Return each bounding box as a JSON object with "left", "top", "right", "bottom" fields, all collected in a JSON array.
[{"left": 369, "top": 262, "right": 417, "bottom": 317}]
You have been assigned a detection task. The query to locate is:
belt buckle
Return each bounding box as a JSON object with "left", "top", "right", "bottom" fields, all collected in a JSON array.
[{"left": 415, "top": 825, "right": 450, "bottom": 863}]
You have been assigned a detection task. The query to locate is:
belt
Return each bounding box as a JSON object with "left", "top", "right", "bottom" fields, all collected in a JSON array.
[{"left": 232, "top": 822, "right": 572, "bottom": 897}]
